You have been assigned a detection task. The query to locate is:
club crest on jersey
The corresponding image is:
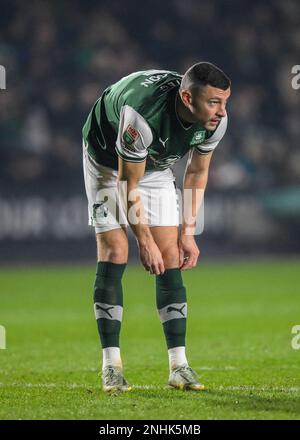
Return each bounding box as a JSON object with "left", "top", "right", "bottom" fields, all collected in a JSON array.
[
  {"left": 123, "top": 125, "right": 140, "bottom": 151},
  {"left": 190, "top": 131, "right": 206, "bottom": 146}
]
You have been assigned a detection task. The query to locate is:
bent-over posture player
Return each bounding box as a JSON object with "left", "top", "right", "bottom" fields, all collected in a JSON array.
[{"left": 82, "top": 62, "right": 231, "bottom": 392}]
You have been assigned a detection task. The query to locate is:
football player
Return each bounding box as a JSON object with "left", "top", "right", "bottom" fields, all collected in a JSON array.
[{"left": 82, "top": 62, "right": 231, "bottom": 392}]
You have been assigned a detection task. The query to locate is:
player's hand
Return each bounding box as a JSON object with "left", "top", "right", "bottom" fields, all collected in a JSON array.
[
  {"left": 138, "top": 239, "right": 165, "bottom": 275},
  {"left": 179, "top": 234, "right": 200, "bottom": 270}
]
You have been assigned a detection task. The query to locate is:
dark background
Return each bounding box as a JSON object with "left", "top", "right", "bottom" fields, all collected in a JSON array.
[{"left": 0, "top": 0, "right": 299, "bottom": 263}]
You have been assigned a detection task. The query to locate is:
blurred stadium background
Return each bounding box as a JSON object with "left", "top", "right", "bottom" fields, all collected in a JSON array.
[
  {"left": 0, "top": 0, "right": 299, "bottom": 262},
  {"left": 1, "top": 0, "right": 300, "bottom": 421}
]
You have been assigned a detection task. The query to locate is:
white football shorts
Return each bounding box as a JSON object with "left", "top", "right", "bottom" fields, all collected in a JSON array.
[{"left": 83, "top": 141, "right": 180, "bottom": 233}]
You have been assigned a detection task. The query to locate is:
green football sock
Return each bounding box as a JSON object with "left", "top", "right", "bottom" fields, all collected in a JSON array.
[
  {"left": 93, "top": 261, "right": 126, "bottom": 348},
  {"left": 156, "top": 268, "right": 187, "bottom": 349}
]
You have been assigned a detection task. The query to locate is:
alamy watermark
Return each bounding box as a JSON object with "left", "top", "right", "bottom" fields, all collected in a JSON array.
[
  {"left": 0, "top": 325, "right": 6, "bottom": 349},
  {"left": 291, "top": 65, "right": 300, "bottom": 90},
  {"left": 91, "top": 183, "right": 205, "bottom": 235},
  {"left": 0, "top": 65, "right": 6, "bottom": 89},
  {"left": 291, "top": 325, "right": 300, "bottom": 350}
]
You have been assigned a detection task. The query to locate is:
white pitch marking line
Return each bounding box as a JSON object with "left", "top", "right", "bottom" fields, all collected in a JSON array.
[
  {"left": 0, "top": 383, "right": 92, "bottom": 389},
  {"left": 125, "top": 385, "right": 300, "bottom": 392},
  {"left": 218, "top": 386, "right": 300, "bottom": 392},
  {"left": 4, "top": 365, "right": 298, "bottom": 375},
  {"left": 197, "top": 366, "right": 238, "bottom": 371},
  {"left": 0, "top": 383, "right": 299, "bottom": 392},
  {"left": 56, "top": 365, "right": 300, "bottom": 373}
]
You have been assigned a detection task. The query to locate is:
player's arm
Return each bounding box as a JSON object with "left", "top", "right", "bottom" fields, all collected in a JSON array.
[
  {"left": 180, "top": 116, "right": 228, "bottom": 270},
  {"left": 115, "top": 105, "right": 164, "bottom": 275},
  {"left": 180, "top": 149, "right": 213, "bottom": 270},
  {"left": 182, "top": 149, "right": 213, "bottom": 235},
  {"left": 118, "top": 158, "right": 165, "bottom": 275}
]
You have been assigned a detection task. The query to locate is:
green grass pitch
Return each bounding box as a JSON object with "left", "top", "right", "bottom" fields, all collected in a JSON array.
[{"left": 0, "top": 260, "right": 299, "bottom": 420}]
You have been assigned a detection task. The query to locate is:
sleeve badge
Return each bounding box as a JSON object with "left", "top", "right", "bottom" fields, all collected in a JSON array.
[{"left": 122, "top": 125, "right": 140, "bottom": 151}]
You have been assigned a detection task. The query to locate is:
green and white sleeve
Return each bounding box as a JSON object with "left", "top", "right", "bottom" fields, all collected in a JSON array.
[
  {"left": 115, "top": 105, "right": 153, "bottom": 163},
  {"left": 195, "top": 114, "right": 228, "bottom": 155}
]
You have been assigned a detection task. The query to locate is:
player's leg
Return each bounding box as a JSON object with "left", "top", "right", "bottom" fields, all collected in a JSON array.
[
  {"left": 83, "top": 142, "right": 131, "bottom": 391},
  {"left": 94, "top": 228, "right": 131, "bottom": 392},
  {"left": 95, "top": 228, "right": 128, "bottom": 367},
  {"left": 150, "top": 226, "right": 188, "bottom": 369},
  {"left": 138, "top": 173, "right": 187, "bottom": 370},
  {"left": 151, "top": 225, "right": 205, "bottom": 390},
  {"left": 139, "top": 172, "right": 187, "bottom": 370}
]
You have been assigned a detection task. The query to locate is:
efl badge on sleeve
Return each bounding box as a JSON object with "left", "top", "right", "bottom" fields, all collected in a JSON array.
[{"left": 123, "top": 125, "right": 140, "bottom": 151}]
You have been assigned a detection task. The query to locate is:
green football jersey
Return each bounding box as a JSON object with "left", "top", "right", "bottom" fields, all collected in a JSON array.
[{"left": 82, "top": 69, "right": 227, "bottom": 171}]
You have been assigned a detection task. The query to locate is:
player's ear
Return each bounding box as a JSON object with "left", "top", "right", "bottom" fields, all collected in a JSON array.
[{"left": 180, "top": 89, "right": 192, "bottom": 107}]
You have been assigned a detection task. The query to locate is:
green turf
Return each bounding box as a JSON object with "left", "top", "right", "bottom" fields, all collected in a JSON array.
[{"left": 0, "top": 260, "right": 299, "bottom": 420}]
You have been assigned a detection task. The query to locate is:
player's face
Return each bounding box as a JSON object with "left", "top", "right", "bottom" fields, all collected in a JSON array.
[{"left": 183, "top": 85, "right": 231, "bottom": 131}]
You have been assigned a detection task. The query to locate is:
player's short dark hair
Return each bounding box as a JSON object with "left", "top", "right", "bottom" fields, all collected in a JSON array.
[{"left": 181, "top": 62, "right": 231, "bottom": 95}]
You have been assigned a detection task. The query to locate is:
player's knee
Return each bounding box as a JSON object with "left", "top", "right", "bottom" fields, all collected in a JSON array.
[
  {"left": 104, "top": 247, "right": 128, "bottom": 263},
  {"left": 97, "top": 245, "right": 128, "bottom": 263},
  {"left": 161, "top": 246, "right": 180, "bottom": 269},
  {"left": 96, "top": 232, "right": 128, "bottom": 264}
]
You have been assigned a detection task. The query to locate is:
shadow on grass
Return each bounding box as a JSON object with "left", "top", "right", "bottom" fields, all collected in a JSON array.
[
  {"left": 205, "top": 389, "right": 300, "bottom": 415},
  {"left": 103, "top": 386, "right": 300, "bottom": 416}
]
